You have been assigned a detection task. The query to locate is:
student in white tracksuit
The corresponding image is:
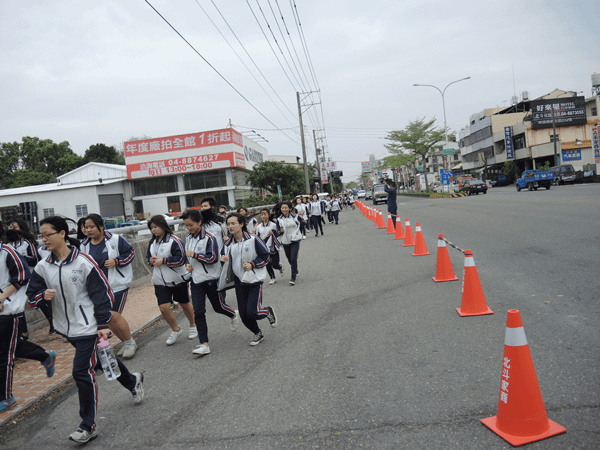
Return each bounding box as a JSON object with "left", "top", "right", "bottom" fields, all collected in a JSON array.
[
  {"left": 255, "top": 208, "right": 283, "bottom": 284},
  {"left": 276, "top": 201, "right": 302, "bottom": 285},
  {"left": 308, "top": 194, "right": 324, "bottom": 236},
  {"left": 220, "top": 212, "right": 277, "bottom": 346},
  {"left": 182, "top": 209, "right": 239, "bottom": 357},
  {"left": 146, "top": 215, "right": 196, "bottom": 346},
  {"left": 27, "top": 216, "right": 144, "bottom": 444}
]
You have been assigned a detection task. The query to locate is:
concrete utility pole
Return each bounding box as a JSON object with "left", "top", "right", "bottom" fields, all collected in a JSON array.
[
  {"left": 313, "top": 129, "right": 321, "bottom": 193},
  {"left": 297, "top": 92, "right": 311, "bottom": 194}
]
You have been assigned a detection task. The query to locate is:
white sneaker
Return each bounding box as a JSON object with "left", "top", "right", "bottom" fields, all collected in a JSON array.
[
  {"left": 269, "top": 278, "right": 276, "bottom": 285},
  {"left": 69, "top": 427, "right": 99, "bottom": 443},
  {"left": 188, "top": 327, "right": 198, "bottom": 340},
  {"left": 302, "top": 235, "right": 306, "bottom": 240},
  {"left": 166, "top": 328, "right": 182, "bottom": 345},
  {"left": 121, "top": 340, "right": 138, "bottom": 359},
  {"left": 192, "top": 344, "right": 210, "bottom": 356},
  {"left": 131, "top": 372, "right": 144, "bottom": 405},
  {"left": 230, "top": 310, "right": 239, "bottom": 332}
]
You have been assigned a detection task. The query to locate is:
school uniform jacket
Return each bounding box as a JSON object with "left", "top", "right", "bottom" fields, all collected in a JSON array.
[
  {"left": 220, "top": 231, "right": 269, "bottom": 284},
  {"left": 0, "top": 243, "right": 30, "bottom": 316},
  {"left": 255, "top": 221, "right": 281, "bottom": 253},
  {"left": 146, "top": 233, "right": 189, "bottom": 287},
  {"left": 308, "top": 201, "right": 323, "bottom": 216},
  {"left": 80, "top": 231, "right": 135, "bottom": 293},
  {"left": 10, "top": 238, "right": 40, "bottom": 268},
  {"left": 276, "top": 214, "right": 302, "bottom": 245},
  {"left": 27, "top": 248, "right": 113, "bottom": 339},
  {"left": 185, "top": 228, "right": 220, "bottom": 283}
]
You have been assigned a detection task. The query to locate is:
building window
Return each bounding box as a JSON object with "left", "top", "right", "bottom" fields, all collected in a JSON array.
[
  {"left": 513, "top": 134, "right": 526, "bottom": 150},
  {"left": 183, "top": 170, "right": 227, "bottom": 191},
  {"left": 592, "top": 106, "right": 598, "bottom": 116},
  {"left": 76, "top": 204, "right": 88, "bottom": 218},
  {"left": 43, "top": 208, "right": 55, "bottom": 218},
  {"left": 132, "top": 176, "right": 178, "bottom": 197}
]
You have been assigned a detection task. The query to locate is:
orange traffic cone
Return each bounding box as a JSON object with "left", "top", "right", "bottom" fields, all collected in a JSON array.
[
  {"left": 394, "top": 215, "right": 405, "bottom": 240},
  {"left": 377, "top": 210, "right": 386, "bottom": 229},
  {"left": 432, "top": 234, "right": 458, "bottom": 282},
  {"left": 412, "top": 222, "right": 430, "bottom": 256},
  {"left": 456, "top": 250, "right": 493, "bottom": 316},
  {"left": 386, "top": 213, "right": 395, "bottom": 234},
  {"left": 403, "top": 218, "right": 415, "bottom": 247},
  {"left": 481, "top": 310, "right": 567, "bottom": 446}
]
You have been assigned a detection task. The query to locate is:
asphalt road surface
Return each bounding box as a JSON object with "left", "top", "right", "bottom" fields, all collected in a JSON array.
[{"left": 1, "top": 183, "right": 599, "bottom": 449}]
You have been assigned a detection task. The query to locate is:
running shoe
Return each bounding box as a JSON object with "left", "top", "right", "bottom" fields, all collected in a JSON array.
[
  {"left": 266, "top": 306, "right": 277, "bottom": 328},
  {"left": 188, "top": 327, "right": 198, "bottom": 340},
  {"left": 249, "top": 332, "right": 265, "bottom": 346},
  {"left": 69, "top": 427, "right": 99, "bottom": 443},
  {"left": 192, "top": 344, "right": 211, "bottom": 356},
  {"left": 131, "top": 372, "right": 144, "bottom": 405},
  {"left": 0, "top": 397, "right": 17, "bottom": 413},
  {"left": 279, "top": 266, "right": 284, "bottom": 275},
  {"left": 289, "top": 279, "right": 296, "bottom": 286},
  {"left": 121, "top": 340, "right": 138, "bottom": 359},
  {"left": 302, "top": 236, "right": 306, "bottom": 240},
  {"left": 269, "top": 278, "right": 276, "bottom": 285},
  {"left": 166, "top": 328, "right": 183, "bottom": 345},
  {"left": 42, "top": 350, "right": 56, "bottom": 378},
  {"left": 230, "top": 310, "right": 240, "bottom": 332}
]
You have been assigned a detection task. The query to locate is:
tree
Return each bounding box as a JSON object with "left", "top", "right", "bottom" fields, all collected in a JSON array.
[
  {"left": 246, "top": 161, "right": 306, "bottom": 197},
  {"left": 9, "top": 170, "right": 55, "bottom": 188},
  {"left": 503, "top": 160, "right": 519, "bottom": 180},
  {"left": 84, "top": 143, "right": 125, "bottom": 165},
  {"left": 0, "top": 142, "right": 21, "bottom": 189},
  {"left": 20, "top": 136, "right": 83, "bottom": 178},
  {"left": 346, "top": 181, "right": 358, "bottom": 189},
  {"left": 384, "top": 117, "right": 446, "bottom": 191}
]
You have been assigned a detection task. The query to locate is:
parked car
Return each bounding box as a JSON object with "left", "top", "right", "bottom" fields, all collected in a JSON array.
[
  {"left": 372, "top": 184, "right": 388, "bottom": 205},
  {"left": 429, "top": 181, "right": 442, "bottom": 191},
  {"left": 490, "top": 174, "right": 513, "bottom": 187},
  {"left": 549, "top": 164, "right": 576, "bottom": 185},
  {"left": 515, "top": 170, "right": 553, "bottom": 191},
  {"left": 460, "top": 179, "right": 488, "bottom": 195}
]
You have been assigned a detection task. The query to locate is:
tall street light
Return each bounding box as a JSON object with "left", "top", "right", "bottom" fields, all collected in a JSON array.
[{"left": 413, "top": 77, "right": 471, "bottom": 171}]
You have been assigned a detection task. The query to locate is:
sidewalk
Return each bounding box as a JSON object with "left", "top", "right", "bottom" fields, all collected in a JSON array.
[{"left": 0, "top": 279, "right": 161, "bottom": 428}]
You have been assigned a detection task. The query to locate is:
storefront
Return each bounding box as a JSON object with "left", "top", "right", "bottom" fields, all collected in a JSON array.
[{"left": 124, "top": 128, "right": 267, "bottom": 216}]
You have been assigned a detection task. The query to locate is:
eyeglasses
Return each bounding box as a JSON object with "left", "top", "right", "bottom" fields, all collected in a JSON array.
[{"left": 41, "top": 232, "right": 59, "bottom": 240}]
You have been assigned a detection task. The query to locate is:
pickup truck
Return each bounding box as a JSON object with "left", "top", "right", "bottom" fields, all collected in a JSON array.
[
  {"left": 490, "top": 173, "right": 513, "bottom": 187},
  {"left": 515, "top": 170, "right": 553, "bottom": 191}
]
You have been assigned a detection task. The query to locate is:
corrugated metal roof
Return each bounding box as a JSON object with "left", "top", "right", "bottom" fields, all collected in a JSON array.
[{"left": 0, "top": 178, "right": 125, "bottom": 198}]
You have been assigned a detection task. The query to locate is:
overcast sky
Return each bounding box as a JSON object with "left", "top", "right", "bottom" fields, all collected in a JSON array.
[{"left": 1, "top": 0, "right": 598, "bottom": 182}]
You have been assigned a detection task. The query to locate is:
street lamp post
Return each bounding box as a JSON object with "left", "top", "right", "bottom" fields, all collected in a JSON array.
[{"left": 413, "top": 77, "right": 471, "bottom": 173}]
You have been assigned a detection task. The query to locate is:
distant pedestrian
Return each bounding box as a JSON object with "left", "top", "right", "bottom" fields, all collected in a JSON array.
[
  {"left": 383, "top": 180, "right": 398, "bottom": 226},
  {"left": 27, "top": 216, "right": 144, "bottom": 444},
  {"left": 220, "top": 213, "right": 277, "bottom": 346},
  {"left": 146, "top": 215, "right": 196, "bottom": 346},
  {"left": 294, "top": 197, "right": 308, "bottom": 240},
  {"left": 182, "top": 209, "right": 239, "bottom": 357}
]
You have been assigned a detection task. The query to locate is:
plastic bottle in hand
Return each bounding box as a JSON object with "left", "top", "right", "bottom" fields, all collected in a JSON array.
[{"left": 97, "top": 337, "right": 121, "bottom": 381}]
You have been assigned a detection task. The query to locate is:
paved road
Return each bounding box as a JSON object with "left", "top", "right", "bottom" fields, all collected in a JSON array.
[{"left": 1, "top": 183, "right": 599, "bottom": 449}]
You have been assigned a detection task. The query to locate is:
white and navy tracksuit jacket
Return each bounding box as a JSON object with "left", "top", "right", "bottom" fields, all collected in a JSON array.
[
  {"left": 185, "top": 229, "right": 220, "bottom": 283},
  {"left": 276, "top": 214, "right": 302, "bottom": 245},
  {"left": 255, "top": 222, "right": 281, "bottom": 254},
  {"left": 10, "top": 238, "right": 40, "bottom": 268},
  {"left": 220, "top": 232, "right": 270, "bottom": 285},
  {"left": 80, "top": 231, "right": 135, "bottom": 293},
  {"left": 146, "top": 233, "right": 189, "bottom": 287},
  {"left": 27, "top": 248, "right": 114, "bottom": 339}
]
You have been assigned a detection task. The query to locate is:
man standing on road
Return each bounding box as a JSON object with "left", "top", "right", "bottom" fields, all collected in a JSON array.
[{"left": 383, "top": 179, "right": 398, "bottom": 227}]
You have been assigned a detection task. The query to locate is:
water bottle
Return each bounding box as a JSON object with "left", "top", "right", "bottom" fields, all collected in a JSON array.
[{"left": 97, "top": 337, "right": 121, "bottom": 381}]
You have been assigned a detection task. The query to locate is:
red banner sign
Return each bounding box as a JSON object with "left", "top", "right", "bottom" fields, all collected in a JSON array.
[
  {"left": 124, "top": 128, "right": 243, "bottom": 158},
  {"left": 127, "top": 152, "right": 239, "bottom": 179}
]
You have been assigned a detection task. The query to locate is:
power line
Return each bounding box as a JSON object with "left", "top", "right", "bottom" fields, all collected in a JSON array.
[
  {"left": 199, "top": 0, "right": 298, "bottom": 125},
  {"left": 143, "top": 0, "right": 298, "bottom": 144}
]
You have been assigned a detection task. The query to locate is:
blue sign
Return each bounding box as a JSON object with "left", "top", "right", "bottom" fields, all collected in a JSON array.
[
  {"left": 504, "top": 126, "right": 514, "bottom": 160},
  {"left": 562, "top": 149, "right": 581, "bottom": 161},
  {"left": 440, "top": 169, "right": 453, "bottom": 185}
]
